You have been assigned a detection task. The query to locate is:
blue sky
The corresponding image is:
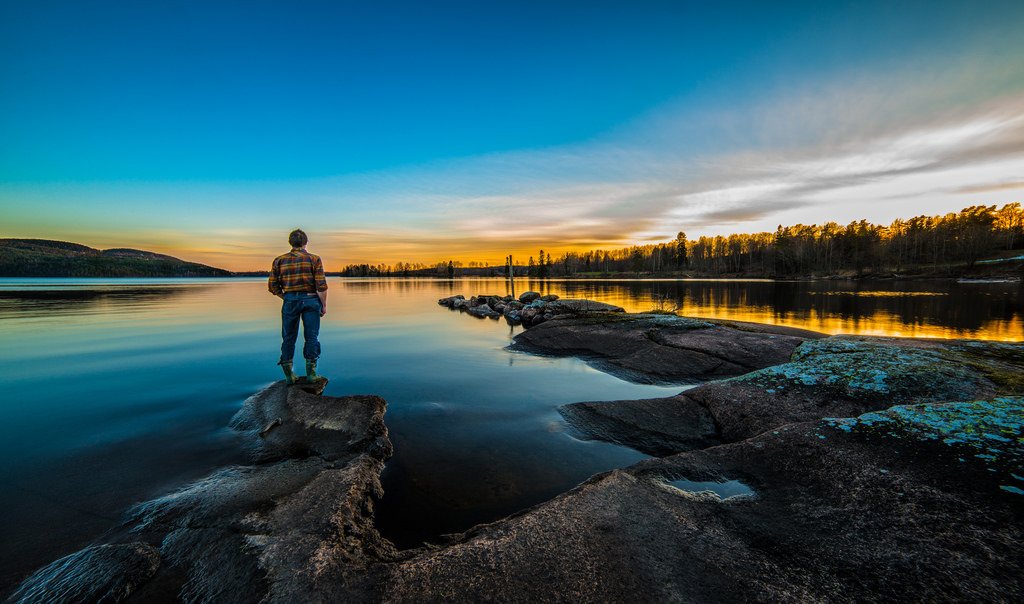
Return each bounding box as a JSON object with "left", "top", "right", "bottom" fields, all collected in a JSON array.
[{"left": 1, "top": 0, "right": 1023, "bottom": 268}]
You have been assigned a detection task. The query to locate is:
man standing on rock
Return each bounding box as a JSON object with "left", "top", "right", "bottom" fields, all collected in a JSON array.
[{"left": 268, "top": 229, "right": 328, "bottom": 384}]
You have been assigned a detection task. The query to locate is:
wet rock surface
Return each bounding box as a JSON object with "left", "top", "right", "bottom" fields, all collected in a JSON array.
[
  {"left": 560, "top": 336, "right": 1024, "bottom": 455},
  {"left": 10, "top": 379, "right": 398, "bottom": 603},
  {"left": 512, "top": 313, "right": 819, "bottom": 384}
]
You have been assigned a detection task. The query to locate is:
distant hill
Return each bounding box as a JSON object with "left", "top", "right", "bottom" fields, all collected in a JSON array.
[{"left": 0, "top": 239, "right": 233, "bottom": 277}]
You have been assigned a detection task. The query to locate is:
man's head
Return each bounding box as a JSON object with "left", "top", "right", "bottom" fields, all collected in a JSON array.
[{"left": 288, "top": 229, "right": 308, "bottom": 249}]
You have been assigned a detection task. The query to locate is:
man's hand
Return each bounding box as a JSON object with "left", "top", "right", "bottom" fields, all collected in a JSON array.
[{"left": 317, "top": 290, "right": 328, "bottom": 317}]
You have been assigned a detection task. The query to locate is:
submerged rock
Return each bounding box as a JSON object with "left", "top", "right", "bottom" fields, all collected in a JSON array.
[
  {"left": 513, "top": 313, "right": 819, "bottom": 384},
  {"left": 12, "top": 380, "right": 397, "bottom": 603},
  {"left": 383, "top": 398, "right": 1024, "bottom": 601},
  {"left": 561, "top": 336, "right": 1024, "bottom": 455}
]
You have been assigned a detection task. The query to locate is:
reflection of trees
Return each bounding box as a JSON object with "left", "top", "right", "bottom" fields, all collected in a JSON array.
[
  {"left": 0, "top": 286, "right": 204, "bottom": 318},
  {"left": 519, "top": 279, "right": 1022, "bottom": 338}
]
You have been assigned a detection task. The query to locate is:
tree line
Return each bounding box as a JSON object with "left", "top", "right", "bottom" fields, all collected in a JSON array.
[{"left": 339, "top": 203, "right": 1023, "bottom": 278}]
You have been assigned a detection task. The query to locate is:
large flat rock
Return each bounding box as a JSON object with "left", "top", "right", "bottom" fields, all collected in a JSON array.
[
  {"left": 383, "top": 397, "right": 1024, "bottom": 601},
  {"left": 512, "top": 313, "right": 822, "bottom": 384},
  {"left": 10, "top": 381, "right": 398, "bottom": 603},
  {"left": 560, "top": 336, "right": 1024, "bottom": 455}
]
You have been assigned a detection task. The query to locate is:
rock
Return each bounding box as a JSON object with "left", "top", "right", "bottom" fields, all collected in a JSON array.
[
  {"left": 231, "top": 380, "right": 391, "bottom": 462},
  {"left": 15, "top": 381, "right": 397, "bottom": 602},
  {"left": 467, "top": 303, "right": 500, "bottom": 318},
  {"left": 382, "top": 397, "right": 1024, "bottom": 601},
  {"left": 437, "top": 295, "right": 464, "bottom": 307},
  {"left": 544, "top": 299, "right": 624, "bottom": 315},
  {"left": 493, "top": 302, "right": 507, "bottom": 313},
  {"left": 560, "top": 395, "right": 718, "bottom": 456},
  {"left": 527, "top": 299, "right": 547, "bottom": 309},
  {"left": 452, "top": 298, "right": 467, "bottom": 309},
  {"left": 513, "top": 313, "right": 816, "bottom": 384},
  {"left": 505, "top": 310, "right": 522, "bottom": 324},
  {"left": 539, "top": 294, "right": 559, "bottom": 302},
  {"left": 10, "top": 543, "right": 161, "bottom": 603},
  {"left": 519, "top": 291, "right": 541, "bottom": 303},
  {"left": 519, "top": 307, "right": 543, "bottom": 327},
  {"left": 506, "top": 300, "right": 524, "bottom": 310},
  {"left": 560, "top": 336, "right": 1024, "bottom": 455}
]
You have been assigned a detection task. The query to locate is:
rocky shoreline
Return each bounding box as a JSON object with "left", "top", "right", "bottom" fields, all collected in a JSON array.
[{"left": 11, "top": 305, "right": 1024, "bottom": 602}]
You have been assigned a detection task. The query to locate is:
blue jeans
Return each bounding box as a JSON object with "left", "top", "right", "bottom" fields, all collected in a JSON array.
[{"left": 279, "top": 292, "right": 322, "bottom": 364}]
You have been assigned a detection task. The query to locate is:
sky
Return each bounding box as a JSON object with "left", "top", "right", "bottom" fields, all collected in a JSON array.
[{"left": 1, "top": 0, "right": 1023, "bottom": 271}]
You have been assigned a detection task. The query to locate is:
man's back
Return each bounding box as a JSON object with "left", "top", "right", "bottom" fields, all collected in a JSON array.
[{"left": 269, "top": 249, "right": 328, "bottom": 295}]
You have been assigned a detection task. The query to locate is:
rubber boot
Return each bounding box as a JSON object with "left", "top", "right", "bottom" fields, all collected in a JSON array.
[
  {"left": 305, "top": 359, "right": 321, "bottom": 382},
  {"left": 280, "top": 362, "right": 297, "bottom": 385}
]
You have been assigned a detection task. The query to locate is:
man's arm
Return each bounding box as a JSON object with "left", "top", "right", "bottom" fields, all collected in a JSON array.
[
  {"left": 268, "top": 258, "right": 284, "bottom": 298},
  {"left": 314, "top": 256, "right": 329, "bottom": 316}
]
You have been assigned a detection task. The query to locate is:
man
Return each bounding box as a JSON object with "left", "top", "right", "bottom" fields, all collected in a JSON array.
[{"left": 268, "top": 229, "right": 329, "bottom": 384}]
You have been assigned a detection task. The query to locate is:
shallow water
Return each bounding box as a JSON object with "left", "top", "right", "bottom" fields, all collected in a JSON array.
[
  {"left": 0, "top": 276, "right": 1020, "bottom": 589},
  {"left": 667, "top": 478, "right": 754, "bottom": 499}
]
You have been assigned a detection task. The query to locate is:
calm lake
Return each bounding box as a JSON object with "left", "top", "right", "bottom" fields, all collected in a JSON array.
[{"left": 0, "top": 277, "right": 1021, "bottom": 590}]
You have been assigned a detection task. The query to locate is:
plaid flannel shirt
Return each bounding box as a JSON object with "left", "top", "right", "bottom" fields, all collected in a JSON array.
[{"left": 268, "top": 248, "right": 329, "bottom": 295}]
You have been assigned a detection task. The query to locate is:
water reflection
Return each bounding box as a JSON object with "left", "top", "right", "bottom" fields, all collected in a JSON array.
[
  {"left": 0, "top": 277, "right": 1019, "bottom": 588},
  {"left": 467, "top": 278, "right": 1021, "bottom": 341}
]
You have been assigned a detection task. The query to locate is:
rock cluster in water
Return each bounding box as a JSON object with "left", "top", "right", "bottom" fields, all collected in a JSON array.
[
  {"left": 12, "top": 314, "right": 1024, "bottom": 602},
  {"left": 438, "top": 290, "right": 625, "bottom": 326}
]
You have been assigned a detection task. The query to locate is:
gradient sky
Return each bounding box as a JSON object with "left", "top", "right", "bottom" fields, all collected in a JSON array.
[{"left": 2, "top": 0, "right": 1023, "bottom": 270}]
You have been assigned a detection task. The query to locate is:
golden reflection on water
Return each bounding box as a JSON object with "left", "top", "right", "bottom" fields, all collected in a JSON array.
[
  {"left": 0, "top": 277, "right": 1020, "bottom": 342},
  {"left": 440, "top": 278, "right": 1023, "bottom": 342}
]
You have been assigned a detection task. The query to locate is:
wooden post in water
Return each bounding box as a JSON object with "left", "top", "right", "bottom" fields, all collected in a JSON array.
[{"left": 507, "top": 254, "right": 516, "bottom": 299}]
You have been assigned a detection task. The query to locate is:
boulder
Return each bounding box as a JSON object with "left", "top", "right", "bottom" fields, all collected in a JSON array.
[
  {"left": 436, "top": 295, "right": 464, "bottom": 308},
  {"left": 544, "top": 299, "right": 624, "bottom": 315},
  {"left": 467, "top": 303, "right": 500, "bottom": 318},
  {"left": 539, "top": 294, "right": 560, "bottom": 302},
  {"left": 518, "top": 291, "right": 541, "bottom": 303},
  {"left": 512, "top": 313, "right": 817, "bottom": 384},
  {"left": 383, "top": 397, "right": 1024, "bottom": 601}
]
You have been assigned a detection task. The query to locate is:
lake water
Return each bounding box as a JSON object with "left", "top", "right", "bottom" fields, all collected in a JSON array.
[{"left": 0, "top": 277, "right": 1020, "bottom": 590}]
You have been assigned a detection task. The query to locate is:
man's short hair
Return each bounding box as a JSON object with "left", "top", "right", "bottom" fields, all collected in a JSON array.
[{"left": 288, "top": 229, "right": 308, "bottom": 248}]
